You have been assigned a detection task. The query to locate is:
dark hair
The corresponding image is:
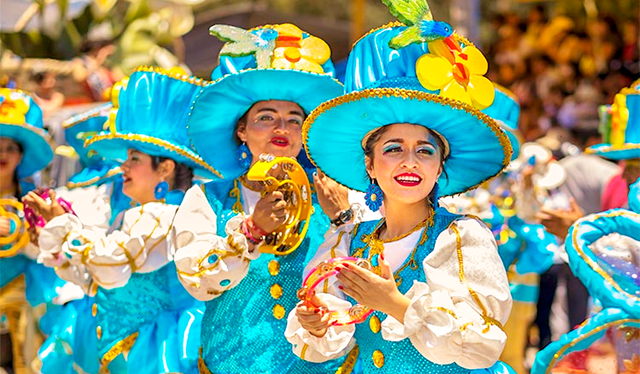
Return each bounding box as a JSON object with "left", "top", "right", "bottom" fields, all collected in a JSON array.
[
  {"left": 362, "top": 124, "right": 449, "bottom": 201},
  {"left": 151, "top": 156, "right": 193, "bottom": 192},
  {"left": 9, "top": 141, "right": 24, "bottom": 196}
]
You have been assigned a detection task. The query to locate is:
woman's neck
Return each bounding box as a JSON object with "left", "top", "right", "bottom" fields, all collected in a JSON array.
[
  {"left": 0, "top": 174, "right": 17, "bottom": 196},
  {"left": 381, "top": 199, "right": 432, "bottom": 240}
]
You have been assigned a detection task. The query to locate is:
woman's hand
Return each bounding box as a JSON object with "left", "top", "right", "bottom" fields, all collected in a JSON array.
[
  {"left": 250, "top": 190, "right": 287, "bottom": 235},
  {"left": 314, "top": 170, "right": 350, "bottom": 220},
  {"left": 336, "top": 256, "right": 411, "bottom": 323},
  {"left": 22, "top": 190, "right": 66, "bottom": 222},
  {"left": 0, "top": 217, "right": 11, "bottom": 237},
  {"left": 296, "top": 294, "right": 333, "bottom": 338}
]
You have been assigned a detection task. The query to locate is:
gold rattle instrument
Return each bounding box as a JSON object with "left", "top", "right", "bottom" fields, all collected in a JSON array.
[
  {"left": 246, "top": 154, "right": 312, "bottom": 255},
  {"left": 0, "top": 199, "right": 30, "bottom": 257}
]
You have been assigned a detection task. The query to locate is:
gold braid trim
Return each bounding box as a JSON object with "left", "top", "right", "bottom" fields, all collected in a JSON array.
[
  {"left": 545, "top": 319, "right": 640, "bottom": 374},
  {"left": 570, "top": 210, "right": 640, "bottom": 302},
  {"left": 586, "top": 143, "right": 640, "bottom": 154},
  {"left": 229, "top": 179, "right": 244, "bottom": 214},
  {"left": 300, "top": 344, "right": 309, "bottom": 360},
  {"left": 61, "top": 104, "right": 110, "bottom": 129},
  {"left": 84, "top": 133, "right": 223, "bottom": 179},
  {"left": 66, "top": 167, "right": 122, "bottom": 189},
  {"left": 134, "top": 66, "right": 208, "bottom": 87},
  {"left": 450, "top": 222, "right": 503, "bottom": 333},
  {"left": 302, "top": 88, "right": 512, "bottom": 196},
  {"left": 335, "top": 344, "right": 360, "bottom": 374},
  {"left": 100, "top": 332, "right": 138, "bottom": 367},
  {"left": 198, "top": 347, "right": 213, "bottom": 374}
]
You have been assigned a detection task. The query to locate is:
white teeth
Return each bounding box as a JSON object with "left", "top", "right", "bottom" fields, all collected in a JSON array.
[{"left": 396, "top": 176, "right": 421, "bottom": 182}]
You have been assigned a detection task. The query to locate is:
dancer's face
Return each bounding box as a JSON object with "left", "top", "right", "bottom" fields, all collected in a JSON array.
[
  {"left": 237, "top": 100, "right": 304, "bottom": 163},
  {"left": 366, "top": 123, "right": 443, "bottom": 208},
  {"left": 0, "top": 138, "right": 22, "bottom": 179},
  {"left": 120, "top": 149, "right": 173, "bottom": 204}
]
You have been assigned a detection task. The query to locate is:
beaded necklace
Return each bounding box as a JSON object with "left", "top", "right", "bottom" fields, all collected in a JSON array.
[{"left": 353, "top": 208, "right": 434, "bottom": 283}]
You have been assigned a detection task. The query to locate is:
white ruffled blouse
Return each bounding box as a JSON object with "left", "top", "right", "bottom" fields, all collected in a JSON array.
[
  {"left": 38, "top": 201, "right": 178, "bottom": 292},
  {"left": 285, "top": 216, "right": 512, "bottom": 369},
  {"left": 172, "top": 185, "right": 261, "bottom": 301}
]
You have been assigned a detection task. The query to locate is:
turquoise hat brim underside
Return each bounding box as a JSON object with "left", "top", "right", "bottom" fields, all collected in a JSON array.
[
  {"left": 586, "top": 143, "right": 640, "bottom": 160},
  {"left": 67, "top": 162, "right": 121, "bottom": 188},
  {"left": 0, "top": 123, "right": 53, "bottom": 177},
  {"left": 304, "top": 89, "right": 512, "bottom": 196},
  {"left": 532, "top": 308, "right": 638, "bottom": 374},
  {"left": 565, "top": 209, "right": 640, "bottom": 315},
  {"left": 188, "top": 69, "right": 344, "bottom": 180},
  {"left": 86, "top": 133, "right": 222, "bottom": 180}
]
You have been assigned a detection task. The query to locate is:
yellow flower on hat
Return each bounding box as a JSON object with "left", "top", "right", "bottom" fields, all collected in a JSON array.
[
  {"left": 0, "top": 89, "right": 29, "bottom": 125},
  {"left": 270, "top": 24, "right": 331, "bottom": 74},
  {"left": 416, "top": 38, "right": 495, "bottom": 110}
]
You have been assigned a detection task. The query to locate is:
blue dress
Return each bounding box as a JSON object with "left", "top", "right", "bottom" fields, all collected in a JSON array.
[
  {"left": 38, "top": 191, "right": 203, "bottom": 374},
  {"left": 197, "top": 177, "right": 358, "bottom": 374}
]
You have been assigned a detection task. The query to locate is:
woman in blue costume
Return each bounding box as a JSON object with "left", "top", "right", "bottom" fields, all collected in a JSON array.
[
  {"left": 532, "top": 85, "right": 640, "bottom": 374},
  {"left": 32, "top": 67, "right": 221, "bottom": 374},
  {"left": 172, "top": 23, "right": 359, "bottom": 373},
  {"left": 35, "top": 103, "right": 132, "bottom": 374},
  {"left": 286, "top": 4, "right": 517, "bottom": 371},
  {"left": 0, "top": 88, "right": 63, "bottom": 374}
]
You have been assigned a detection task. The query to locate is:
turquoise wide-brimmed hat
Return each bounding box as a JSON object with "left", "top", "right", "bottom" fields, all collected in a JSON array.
[
  {"left": 85, "top": 67, "right": 222, "bottom": 179},
  {"left": 483, "top": 85, "right": 522, "bottom": 160},
  {"left": 587, "top": 86, "right": 640, "bottom": 160},
  {"left": 303, "top": 22, "right": 512, "bottom": 196},
  {"left": 61, "top": 103, "right": 123, "bottom": 188},
  {"left": 0, "top": 88, "right": 54, "bottom": 177},
  {"left": 187, "top": 23, "right": 344, "bottom": 179}
]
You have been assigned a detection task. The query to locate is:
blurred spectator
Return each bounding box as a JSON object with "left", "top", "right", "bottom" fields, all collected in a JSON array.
[
  {"left": 31, "top": 71, "right": 65, "bottom": 120},
  {"left": 72, "top": 39, "right": 118, "bottom": 102}
]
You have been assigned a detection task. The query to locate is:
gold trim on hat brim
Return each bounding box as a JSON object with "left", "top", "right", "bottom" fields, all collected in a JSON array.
[
  {"left": 84, "top": 133, "right": 223, "bottom": 179},
  {"left": 302, "top": 88, "right": 513, "bottom": 196}
]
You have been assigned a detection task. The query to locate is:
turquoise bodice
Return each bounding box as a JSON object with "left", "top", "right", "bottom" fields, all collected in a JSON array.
[
  {"left": 95, "top": 261, "right": 200, "bottom": 357},
  {"left": 200, "top": 178, "right": 351, "bottom": 374},
  {"left": 347, "top": 208, "right": 472, "bottom": 373}
]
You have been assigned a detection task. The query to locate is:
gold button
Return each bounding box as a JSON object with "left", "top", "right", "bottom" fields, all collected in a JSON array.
[
  {"left": 372, "top": 350, "right": 384, "bottom": 368},
  {"left": 96, "top": 326, "right": 102, "bottom": 340},
  {"left": 92, "top": 303, "right": 98, "bottom": 317},
  {"left": 268, "top": 260, "right": 280, "bottom": 276},
  {"left": 369, "top": 315, "right": 381, "bottom": 334},
  {"left": 273, "top": 304, "right": 286, "bottom": 320},
  {"left": 270, "top": 284, "right": 283, "bottom": 299}
]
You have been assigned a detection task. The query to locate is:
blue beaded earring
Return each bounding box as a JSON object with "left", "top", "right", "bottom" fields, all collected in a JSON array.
[
  {"left": 154, "top": 181, "right": 169, "bottom": 200},
  {"left": 237, "top": 142, "right": 252, "bottom": 169},
  {"left": 364, "top": 180, "right": 383, "bottom": 212}
]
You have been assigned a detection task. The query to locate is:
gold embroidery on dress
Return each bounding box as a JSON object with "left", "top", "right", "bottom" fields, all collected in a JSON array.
[
  {"left": 101, "top": 332, "right": 139, "bottom": 367},
  {"left": 335, "top": 345, "right": 359, "bottom": 374},
  {"left": 229, "top": 179, "right": 244, "bottom": 214},
  {"left": 450, "top": 221, "right": 503, "bottom": 333}
]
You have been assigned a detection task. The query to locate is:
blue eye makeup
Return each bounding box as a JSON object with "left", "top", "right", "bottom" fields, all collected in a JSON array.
[
  {"left": 417, "top": 146, "right": 436, "bottom": 155},
  {"left": 382, "top": 144, "right": 401, "bottom": 154}
]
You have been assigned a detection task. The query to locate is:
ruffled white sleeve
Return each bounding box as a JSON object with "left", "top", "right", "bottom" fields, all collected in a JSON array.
[
  {"left": 381, "top": 217, "right": 512, "bottom": 369},
  {"left": 172, "top": 185, "right": 261, "bottom": 301},
  {"left": 285, "top": 223, "right": 357, "bottom": 363},
  {"left": 38, "top": 202, "right": 178, "bottom": 290}
]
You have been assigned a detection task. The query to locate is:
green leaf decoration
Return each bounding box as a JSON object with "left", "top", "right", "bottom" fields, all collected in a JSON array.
[{"left": 381, "top": 0, "right": 432, "bottom": 25}]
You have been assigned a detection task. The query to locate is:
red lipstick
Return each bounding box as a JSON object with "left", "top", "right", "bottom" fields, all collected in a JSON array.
[
  {"left": 394, "top": 173, "right": 422, "bottom": 187},
  {"left": 271, "top": 137, "right": 290, "bottom": 147}
]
